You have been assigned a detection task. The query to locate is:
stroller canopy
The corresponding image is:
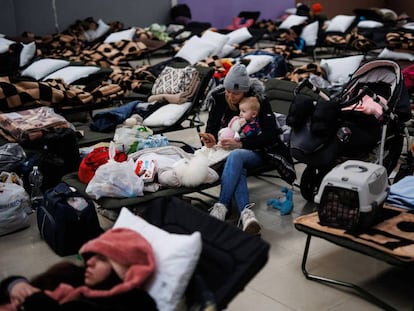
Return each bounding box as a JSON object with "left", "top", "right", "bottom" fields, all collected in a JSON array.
[{"left": 341, "top": 59, "right": 411, "bottom": 122}]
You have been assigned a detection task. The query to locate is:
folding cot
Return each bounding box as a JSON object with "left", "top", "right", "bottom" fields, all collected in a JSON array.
[
  {"left": 133, "top": 196, "right": 271, "bottom": 310},
  {"left": 68, "top": 59, "right": 215, "bottom": 147},
  {"left": 294, "top": 204, "right": 414, "bottom": 311}
]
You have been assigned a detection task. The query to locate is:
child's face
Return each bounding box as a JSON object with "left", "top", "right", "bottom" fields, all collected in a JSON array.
[
  {"left": 84, "top": 254, "right": 113, "bottom": 287},
  {"left": 239, "top": 103, "right": 257, "bottom": 122}
]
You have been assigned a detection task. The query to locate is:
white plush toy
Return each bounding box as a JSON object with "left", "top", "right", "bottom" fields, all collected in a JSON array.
[
  {"left": 123, "top": 114, "right": 143, "bottom": 128},
  {"left": 173, "top": 150, "right": 210, "bottom": 187}
]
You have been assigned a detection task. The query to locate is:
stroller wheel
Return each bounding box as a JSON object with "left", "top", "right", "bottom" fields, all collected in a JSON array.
[
  {"left": 300, "top": 167, "right": 318, "bottom": 202},
  {"left": 300, "top": 167, "right": 327, "bottom": 202}
]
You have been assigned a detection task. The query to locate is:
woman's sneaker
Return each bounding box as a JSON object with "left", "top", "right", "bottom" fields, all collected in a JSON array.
[
  {"left": 209, "top": 203, "right": 228, "bottom": 221},
  {"left": 240, "top": 203, "right": 261, "bottom": 235}
]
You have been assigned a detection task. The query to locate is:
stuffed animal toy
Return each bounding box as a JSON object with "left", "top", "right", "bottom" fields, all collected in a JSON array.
[
  {"left": 267, "top": 187, "right": 294, "bottom": 215},
  {"left": 218, "top": 116, "right": 246, "bottom": 143},
  {"left": 157, "top": 150, "right": 219, "bottom": 188},
  {"left": 173, "top": 150, "right": 209, "bottom": 187}
]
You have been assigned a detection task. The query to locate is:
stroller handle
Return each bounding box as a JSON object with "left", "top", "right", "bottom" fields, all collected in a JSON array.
[
  {"left": 294, "top": 79, "right": 394, "bottom": 120},
  {"left": 294, "top": 79, "right": 330, "bottom": 101}
]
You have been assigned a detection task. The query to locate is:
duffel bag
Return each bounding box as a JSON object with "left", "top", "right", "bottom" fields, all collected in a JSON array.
[{"left": 37, "top": 182, "right": 103, "bottom": 256}]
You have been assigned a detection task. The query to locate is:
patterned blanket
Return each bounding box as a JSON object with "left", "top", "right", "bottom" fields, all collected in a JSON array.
[
  {"left": 0, "top": 76, "right": 124, "bottom": 111},
  {"left": 0, "top": 19, "right": 166, "bottom": 112}
]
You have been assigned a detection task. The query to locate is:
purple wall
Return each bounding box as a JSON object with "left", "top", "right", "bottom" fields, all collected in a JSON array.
[{"left": 178, "top": 0, "right": 295, "bottom": 29}]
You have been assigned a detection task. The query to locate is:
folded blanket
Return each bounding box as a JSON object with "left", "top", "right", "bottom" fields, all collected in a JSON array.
[{"left": 386, "top": 176, "right": 414, "bottom": 210}]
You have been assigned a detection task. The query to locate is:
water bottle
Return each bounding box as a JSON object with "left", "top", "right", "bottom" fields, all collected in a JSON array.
[{"left": 28, "top": 166, "right": 43, "bottom": 210}]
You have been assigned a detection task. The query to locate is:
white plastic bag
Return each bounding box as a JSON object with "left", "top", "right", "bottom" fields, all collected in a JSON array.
[
  {"left": 0, "top": 182, "right": 31, "bottom": 236},
  {"left": 86, "top": 142, "right": 144, "bottom": 199},
  {"left": 113, "top": 125, "right": 153, "bottom": 153}
]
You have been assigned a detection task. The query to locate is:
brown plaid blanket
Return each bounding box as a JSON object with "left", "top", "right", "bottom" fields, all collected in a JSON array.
[
  {"left": 0, "top": 20, "right": 165, "bottom": 111},
  {"left": 386, "top": 31, "right": 414, "bottom": 52},
  {"left": 0, "top": 76, "right": 124, "bottom": 111}
]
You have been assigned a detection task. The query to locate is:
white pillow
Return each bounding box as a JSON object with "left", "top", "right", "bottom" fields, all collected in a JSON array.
[
  {"left": 320, "top": 55, "right": 364, "bottom": 83},
  {"left": 378, "top": 48, "right": 414, "bottom": 61},
  {"left": 19, "top": 42, "right": 36, "bottom": 67},
  {"left": 357, "top": 20, "right": 384, "bottom": 28},
  {"left": 104, "top": 27, "right": 136, "bottom": 43},
  {"left": 21, "top": 58, "right": 70, "bottom": 80},
  {"left": 325, "top": 15, "right": 356, "bottom": 33},
  {"left": 243, "top": 55, "right": 274, "bottom": 75},
  {"left": 95, "top": 19, "right": 111, "bottom": 39},
  {"left": 143, "top": 102, "right": 192, "bottom": 127},
  {"left": 226, "top": 27, "right": 253, "bottom": 45},
  {"left": 114, "top": 207, "right": 202, "bottom": 311},
  {"left": 278, "top": 14, "right": 308, "bottom": 29},
  {"left": 219, "top": 44, "right": 236, "bottom": 58},
  {"left": 285, "top": 8, "right": 297, "bottom": 15},
  {"left": 403, "top": 22, "right": 414, "bottom": 31},
  {"left": 175, "top": 36, "right": 216, "bottom": 65},
  {"left": 0, "top": 37, "right": 15, "bottom": 53},
  {"left": 42, "top": 65, "right": 100, "bottom": 85},
  {"left": 85, "top": 19, "right": 111, "bottom": 42},
  {"left": 201, "top": 30, "right": 229, "bottom": 56},
  {"left": 300, "top": 21, "right": 319, "bottom": 47}
]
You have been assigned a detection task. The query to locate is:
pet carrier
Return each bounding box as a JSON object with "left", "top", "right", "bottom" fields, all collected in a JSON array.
[{"left": 314, "top": 160, "right": 389, "bottom": 232}]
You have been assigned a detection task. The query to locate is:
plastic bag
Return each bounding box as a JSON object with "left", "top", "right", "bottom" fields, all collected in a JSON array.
[
  {"left": 0, "top": 143, "right": 26, "bottom": 172},
  {"left": 113, "top": 124, "right": 153, "bottom": 153},
  {"left": 0, "top": 182, "right": 31, "bottom": 236},
  {"left": 86, "top": 143, "right": 144, "bottom": 199}
]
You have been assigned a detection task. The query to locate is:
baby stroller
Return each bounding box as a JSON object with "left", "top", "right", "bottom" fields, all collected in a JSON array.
[{"left": 288, "top": 59, "right": 412, "bottom": 201}]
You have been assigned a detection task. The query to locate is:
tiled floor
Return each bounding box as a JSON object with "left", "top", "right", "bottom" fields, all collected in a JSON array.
[{"left": 1, "top": 120, "right": 413, "bottom": 311}]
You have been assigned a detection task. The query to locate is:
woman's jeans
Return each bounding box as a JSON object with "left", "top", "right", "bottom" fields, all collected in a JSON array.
[{"left": 219, "top": 149, "right": 264, "bottom": 212}]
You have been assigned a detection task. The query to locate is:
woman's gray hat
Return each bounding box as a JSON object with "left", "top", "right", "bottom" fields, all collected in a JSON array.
[{"left": 223, "top": 63, "right": 250, "bottom": 92}]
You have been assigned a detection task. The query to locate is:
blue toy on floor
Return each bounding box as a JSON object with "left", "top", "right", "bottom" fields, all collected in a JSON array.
[{"left": 267, "top": 187, "right": 293, "bottom": 215}]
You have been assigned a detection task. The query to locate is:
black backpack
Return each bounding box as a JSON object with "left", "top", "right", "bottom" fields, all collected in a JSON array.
[
  {"left": 37, "top": 182, "right": 103, "bottom": 256},
  {"left": 21, "top": 128, "right": 81, "bottom": 191}
]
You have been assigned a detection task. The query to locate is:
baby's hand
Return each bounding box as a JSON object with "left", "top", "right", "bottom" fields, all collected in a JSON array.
[{"left": 238, "top": 118, "right": 247, "bottom": 127}]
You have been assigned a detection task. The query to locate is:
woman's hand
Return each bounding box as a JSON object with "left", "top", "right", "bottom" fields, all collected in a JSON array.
[
  {"left": 219, "top": 138, "right": 242, "bottom": 150},
  {"left": 199, "top": 132, "right": 216, "bottom": 148},
  {"left": 9, "top": 281, "right": 40, "bottom": 305}
]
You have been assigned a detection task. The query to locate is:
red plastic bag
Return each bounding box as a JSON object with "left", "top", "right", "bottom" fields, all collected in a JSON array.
[{"left": 78, "top": 146, "right": 127, "bottom": 184}]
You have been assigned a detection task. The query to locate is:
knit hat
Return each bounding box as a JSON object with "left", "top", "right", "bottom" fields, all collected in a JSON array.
[
  {"left": 80, "top": 228, "right": 155, "bottom": 281},
  {"left": 223, "top": 63, "right": 250, "bottom": 92},
  {"left": 47, "top": 228, "right": 156, "bottom": 303}
]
